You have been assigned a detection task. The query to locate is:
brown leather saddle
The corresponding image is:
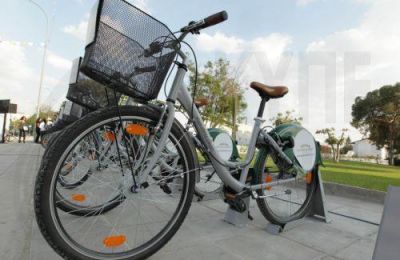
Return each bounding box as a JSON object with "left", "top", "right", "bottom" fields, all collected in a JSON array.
[{"left": 250, "top": 81, "right": 288, "bottom": 99}]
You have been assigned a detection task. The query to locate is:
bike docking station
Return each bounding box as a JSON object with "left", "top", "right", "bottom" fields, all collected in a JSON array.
[{"left": 223, "top": 168, "right": 331, "bottom": 233}]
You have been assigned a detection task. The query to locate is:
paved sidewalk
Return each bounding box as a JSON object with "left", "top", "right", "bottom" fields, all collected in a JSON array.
[{"left": 0, "top": 143, "right": 383, "bottom": 260}]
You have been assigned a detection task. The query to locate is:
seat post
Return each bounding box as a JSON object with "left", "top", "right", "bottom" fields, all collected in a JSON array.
[{"left": 257, "top": 97, "right": 268, "bottom": 118}]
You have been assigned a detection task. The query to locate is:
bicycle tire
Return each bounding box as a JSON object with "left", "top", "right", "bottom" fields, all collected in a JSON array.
[
  {"left": 254, "top": 148, "right": 317, "bottom": 226},
  {"left": 34, "top": 105, "right": 196, "bottom": 260}
]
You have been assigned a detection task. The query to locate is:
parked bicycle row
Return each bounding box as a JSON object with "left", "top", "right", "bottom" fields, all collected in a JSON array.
[{"left": 35, "top": 1, "right": 323, "bottom": 259}]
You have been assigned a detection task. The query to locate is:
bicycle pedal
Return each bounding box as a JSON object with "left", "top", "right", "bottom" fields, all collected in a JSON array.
[
  {"left": 140, "top": 182, "right": 149, "bottom": 189},
  {"left": 224, "top": 192, "right": 236, "bottom": 201},
  {"left": 228, "top": 198, "right": 247, "bottom": 213},
  {"left": 160, "top": 184, "right": 172, "bottom": 194}
]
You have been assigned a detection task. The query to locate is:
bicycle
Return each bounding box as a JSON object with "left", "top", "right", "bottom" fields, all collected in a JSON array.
[
  {"left": 34, "top": 1, "right": 322, "bottom": 259},
  {"left": 50, "top": 101, "right": 206, "bottom": 216},
  {"left": 46, "top": 55, "right": 224, "bottom": 201}
]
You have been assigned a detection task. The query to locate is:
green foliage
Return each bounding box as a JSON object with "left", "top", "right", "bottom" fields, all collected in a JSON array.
[
  {"left": 340, "top": 136, "right": 353, "bottom": 154},
  {"left": 25, "top": 105, "right": 58, "bottom": 128},
  {"left": 351, "top": 83, "right": 400, "bottom": 165},
  {"left": 316, "top": 128, "right": 348, "bottom": 162},
  {"left": 270, "top": 110, "right": 302, "bottom": 126},
  {"left": 188, "top": 58, "right": 247, "bottom": 130},
  {"left": 8, "top": 119, "right": 19, "bottom": 132}
]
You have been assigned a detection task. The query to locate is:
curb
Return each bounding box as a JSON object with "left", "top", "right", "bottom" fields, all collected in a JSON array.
[{"left": 323, "top": 181, "right": 386, "bottom": 204}]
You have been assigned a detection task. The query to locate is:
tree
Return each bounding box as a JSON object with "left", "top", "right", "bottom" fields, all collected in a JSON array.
[
  {"left": 188, "top": 58, "right": 247, "bottom": 140},
  {"left": 270, "top": 110, "right": 303, "bottom": 127},
  {"left": 340, "top": 136, "right": 353, "bottom": 155},
  {"left": 351, "top": 83, "right": 400, "bottom": 165},
  {"left": 26, "top": 104, "right": 58, "bottom": 128},
  {"left": 316, "top": 128, "right": 348, "bottom": 162}
]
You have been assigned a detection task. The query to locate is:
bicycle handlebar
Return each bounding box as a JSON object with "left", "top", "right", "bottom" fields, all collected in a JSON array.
[
  {"left": 142, "top": 11, "right": 228, "bottom": 59},
  {"left": 203, "top": 11, "right": 228, "bottom": 29},
  {"left": 181, "top": 11, "right": 228, "bottom": 33}
]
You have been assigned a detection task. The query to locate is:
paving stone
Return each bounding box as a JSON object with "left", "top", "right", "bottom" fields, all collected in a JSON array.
[
  {"left": 334, "top": 233, "right": 378, "bottom": 260},
  {"left": 314, "top": 255, "right": 343, "bottom": 260},
  {"left": 327, "top": 213, "right": 379, "bottom": 238},
  {"left": 152, "top": 240, "right": 242, "bottom": 260},
  {"left": 214, "top": 228, "right": 324, "bottom": 260},
  {"left": 0, "top": 144, "right": 385, "bottom": 260},
  {"left": 280, "top": 219, "right": 360, "bottom": 255}
]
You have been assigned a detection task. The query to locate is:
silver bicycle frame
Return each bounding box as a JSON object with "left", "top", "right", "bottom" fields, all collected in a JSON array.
[{"left": 142, "top": 48, "right": 284, "bottom": 193}]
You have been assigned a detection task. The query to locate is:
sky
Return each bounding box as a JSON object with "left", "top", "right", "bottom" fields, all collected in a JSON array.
[{"left": 1, "top": 0, "right": 400, "bottom": 142}]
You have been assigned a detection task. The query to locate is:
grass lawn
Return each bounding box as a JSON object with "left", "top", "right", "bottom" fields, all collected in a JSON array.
[
  {"left": 320, "top": 160, "right": 400, "bottom": 192},
  {"left": 201, "top": 152, "right": 400, "bottom": 192}
]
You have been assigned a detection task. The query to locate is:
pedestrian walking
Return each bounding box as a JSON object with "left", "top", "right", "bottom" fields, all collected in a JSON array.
[
  {"left": 18, "top": 116, "right": 27, "bottom": 143},
  {"left": 39, "top": 118, "right": 47, "bottom": 143},
  {"left": 35, "top": 118, "right": 41, "bottom": 143}
]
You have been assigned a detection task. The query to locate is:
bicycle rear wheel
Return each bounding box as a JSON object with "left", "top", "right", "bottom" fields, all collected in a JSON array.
[
  {"left": 34, "top": 105, "right": 196, "bottom": 260},
  {"left": 254, "top": 148, "right": 317, "bottom": 225}
]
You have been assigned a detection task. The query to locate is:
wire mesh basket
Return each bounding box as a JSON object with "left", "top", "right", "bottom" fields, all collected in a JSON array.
[
  {"left": 67, "top": 57, "right": 120, "bottom": 111},
  {"left": 60, "top": 100, "right": 86, "bottom": 123},
  {"left": 80, "top": 0, "right": 178, "bottom": 101}
]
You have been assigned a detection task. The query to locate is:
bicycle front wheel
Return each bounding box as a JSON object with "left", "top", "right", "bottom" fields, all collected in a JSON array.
[{"left": 34, "top": 105, "right": 196, "bottom": 260}]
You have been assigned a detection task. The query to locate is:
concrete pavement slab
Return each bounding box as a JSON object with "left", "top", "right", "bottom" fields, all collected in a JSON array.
[
  {"left": 0, "top": 143, "right": 386, "bottom": 259},
  {"left": 213, "top": 228, "right": 324, "bottom": 260},
  {"left": 280, "top": 218, "right": 360, "bottom": 255},
  {"left": 334, "top": 233, "right": 377, "bottom": 260},
  {"left": 0, "top": 143, "right": 42, "bottom": 260}
]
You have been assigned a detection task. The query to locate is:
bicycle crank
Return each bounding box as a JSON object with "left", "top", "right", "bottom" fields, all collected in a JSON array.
[{"left": 224, "top": 192, "right": 248, "bottom": 213}]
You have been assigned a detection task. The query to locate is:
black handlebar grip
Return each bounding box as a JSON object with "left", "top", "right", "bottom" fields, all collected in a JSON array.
[
  {"left": 201, "top": 11, "right": 228, "bottom": 29},
  {"left": 180, "top": 11, "right": 228, "bottom": 33}
]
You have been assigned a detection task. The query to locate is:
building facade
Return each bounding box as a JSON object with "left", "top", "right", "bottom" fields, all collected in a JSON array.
[{"left": 352, "top": 139, "right": 387, "bottom": 160}]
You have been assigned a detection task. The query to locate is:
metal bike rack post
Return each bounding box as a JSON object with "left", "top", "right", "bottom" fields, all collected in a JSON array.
[
  {"left": 308, "top": 169, "right": 331, "bottom": 222},
  {"left": 266, "top": 169, "right": 331, "bottom": 234}
]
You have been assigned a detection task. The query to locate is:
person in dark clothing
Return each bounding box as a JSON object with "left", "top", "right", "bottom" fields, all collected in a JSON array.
[
  {"left": 35, "top": 118, "right": 41, "bottom": 143},
  {"left": 18, "top": 116, "right": 27, "bottom": 143},
  {"left": 39, "top": 118, "right": 47, "bottom": 143}
]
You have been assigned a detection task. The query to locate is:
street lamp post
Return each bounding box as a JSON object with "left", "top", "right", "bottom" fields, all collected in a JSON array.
[{"left": 28, "top": 0, "right": 49, "bottom": 119}]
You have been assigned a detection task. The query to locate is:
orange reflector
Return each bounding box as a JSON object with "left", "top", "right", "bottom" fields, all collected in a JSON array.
[
  {"left": 305, "top": 172, "right": 313, "bottom": 184},
  {"left": 103, "top": 235, "right": 126, "bottom": 248},
  {"left": 103, "top": 131, "right": 116, "bottom": 141},
  {"left": 265, "top": 175, "right": 273, "bottom": 190},
  {"left": 63, "top": 162, "right": 73, "bottom": 171},
  {"left": 71, "top": 194, "right": 86, "bottom": 202},
  {"left": 125, "top": 124, "right": 148, "bottom": 136}
]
